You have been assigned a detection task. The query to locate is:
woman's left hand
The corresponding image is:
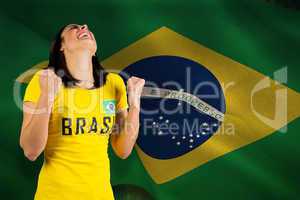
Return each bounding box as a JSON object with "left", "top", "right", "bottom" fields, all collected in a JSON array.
[{"left": 127, "top": 76, "right": 145, "bottom": 109}]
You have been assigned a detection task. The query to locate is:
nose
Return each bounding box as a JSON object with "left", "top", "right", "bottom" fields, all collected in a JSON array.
[{"left": 80, "top": 24, "right": 88, "bottom": 30}]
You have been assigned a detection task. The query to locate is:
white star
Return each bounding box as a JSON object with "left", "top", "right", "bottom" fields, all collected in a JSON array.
[
  {"left": 159, "top": 116, "right": 163, "bottom": 120},
  {"left": 182, "top": 136, "right": 186, "bottom": 139},
  {"left": 172, "top": 136, "right": 176, "bottom": 139},
  {"left": 189, "top": 134, "right": 193, "bottom": 137},
  {"left": 196, "top": 134, "right": 200, "bottom": 138},
  {"left": 189, "top": 145, "right": 193, "bottom": 148},
  {"left": 176, "top": 142, "right": 181, "bottom": 146},
  {"left": 165, "top": 119, "right": 169, "bottom": 123},
  {"left": 189, "top": 139, "right": 194, "bottom": 143}
]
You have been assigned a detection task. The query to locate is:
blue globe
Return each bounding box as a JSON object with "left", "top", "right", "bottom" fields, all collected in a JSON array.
[{"left": 122, "top": 56, "right": 226, "bottom": 159}]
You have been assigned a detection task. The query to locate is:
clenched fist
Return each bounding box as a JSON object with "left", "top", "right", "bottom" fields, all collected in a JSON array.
[
  {"left": 39, "top": 69, "right": 62, "bottom": 103},
  {"left": 127, "top": 76, "right": 145, "bottom": 109}
]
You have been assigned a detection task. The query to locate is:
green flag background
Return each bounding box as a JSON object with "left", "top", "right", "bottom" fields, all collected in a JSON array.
[{"left": 1, "top": 0, "right": 300, "bottom": 199}]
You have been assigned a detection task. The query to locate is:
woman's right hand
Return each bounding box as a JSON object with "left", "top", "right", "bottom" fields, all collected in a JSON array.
[
  {"left": 39, "top": 69, "right": 62, "bottom": 103},
  {"left": 20, "top": 68, "right": 61, "bottom": 161}
]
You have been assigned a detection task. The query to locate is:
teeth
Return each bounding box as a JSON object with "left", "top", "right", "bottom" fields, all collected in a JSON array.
[{"left": 78, "top": 32, "right": 89, "bottom": 39}]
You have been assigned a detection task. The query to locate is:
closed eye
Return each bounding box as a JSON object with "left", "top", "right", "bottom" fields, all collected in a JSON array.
[{"left": 65, "top": 24, "right": 80, "bottom": 32}]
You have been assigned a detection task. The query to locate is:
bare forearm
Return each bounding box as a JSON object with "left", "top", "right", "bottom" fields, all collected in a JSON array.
[
  {"left": 20, "top": 94, "right": 52, "bottom": 160},
  {"left": 112, "top": 75, "right": 145, "bottom": 159},
  {"left": 113, "top": 106, "right": 140, "bottom": 159}
]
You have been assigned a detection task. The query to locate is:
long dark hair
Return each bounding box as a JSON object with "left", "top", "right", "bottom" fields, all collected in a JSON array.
[{"left": 46, "top": 24, "right": 107, "bottom": 88}]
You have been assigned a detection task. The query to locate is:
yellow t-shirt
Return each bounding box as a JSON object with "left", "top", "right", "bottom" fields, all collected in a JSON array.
[{"left": 23, "top": 70, "right": 128, "bottom": 200}]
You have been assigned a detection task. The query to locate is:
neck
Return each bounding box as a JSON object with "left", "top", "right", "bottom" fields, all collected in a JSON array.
[{"left": 64, "top": 50, "right": 94, "bottom": 88}]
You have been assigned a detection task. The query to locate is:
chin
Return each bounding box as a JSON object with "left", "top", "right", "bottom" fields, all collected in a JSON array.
[{"left": 77, "top": 41, "right": 97, "bottom": 53}]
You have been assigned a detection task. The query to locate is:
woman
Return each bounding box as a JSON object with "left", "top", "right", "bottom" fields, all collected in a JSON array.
[{"left": 19, "top": 24, "right": 145, "bottom": 200}]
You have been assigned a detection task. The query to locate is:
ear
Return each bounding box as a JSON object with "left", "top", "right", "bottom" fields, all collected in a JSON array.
[{"left": 60, "top": 40, "right": 65, "bottom": 51}]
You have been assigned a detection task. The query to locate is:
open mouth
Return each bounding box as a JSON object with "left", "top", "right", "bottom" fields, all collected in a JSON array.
[{"left": 77, "top": 32, "right": 91, "bottom": 40}]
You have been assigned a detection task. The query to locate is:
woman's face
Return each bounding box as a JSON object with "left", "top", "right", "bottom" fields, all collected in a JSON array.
[{"left": 60, "top": 24, "right": 97, "bottom": 55}]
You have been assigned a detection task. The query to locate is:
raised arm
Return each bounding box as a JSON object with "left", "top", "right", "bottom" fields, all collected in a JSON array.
[
  {"left": 20, "top": 69, "right": 62, "bottom": 161},
  {"left": 111, "top": 76, "right": 145, "bottom": 159}
]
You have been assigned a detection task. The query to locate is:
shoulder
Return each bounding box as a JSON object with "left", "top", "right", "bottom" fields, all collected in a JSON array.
[
  {"left": 106, "top": 72, "right": 124, "bottom": 82},
  {"left": 27, "top": 68, "right": 47, "bottom": 83},
  {"left": 25, "top": 69, "right": 43, "bottom": 86},
  {"left": 106, "top": 73, "right": 127, "bottom": 92},
  {"left": 23, "top": 69, "right": 44, "bottom": 103},
  {"left": 106, "top": 72, "right": 126, "bottom": 86}
]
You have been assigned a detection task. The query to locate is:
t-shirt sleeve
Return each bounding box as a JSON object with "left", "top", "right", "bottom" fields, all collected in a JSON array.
[
  {"left": 113, "top": 73, "right": 129, "bottom": 111},
  {"left": 23, "top": 70, "right": 41, "bottom": 104}
]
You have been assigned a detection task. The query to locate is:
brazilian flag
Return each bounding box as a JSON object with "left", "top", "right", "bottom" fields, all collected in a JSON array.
[{"left": 2, "top": 0, "right": 300, "bottom": 200}]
